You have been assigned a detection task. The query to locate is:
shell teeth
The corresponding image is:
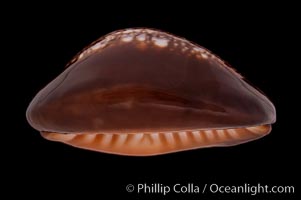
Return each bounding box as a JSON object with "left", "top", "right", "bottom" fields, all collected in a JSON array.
[
  {"left": 130, "top": 133, "right": 143, "bottom": 144},
  {"left": 101, "top": 134, "right": 113, "bottom": 146},
  {"left": 114, "top": 134, "right": 128, "bottom": 146},
  {"left": 227, "top": 129, "right": 240, "bottom": 139},
  {"left": 44, "top": 125, "right": 269, "bottom": 155},
  {"left": 216, "top": 130, "right": 227, "bottom": 140},
  {"left": 150, "top": 133, "right": 160, "bottom": 144},
  {"left": 81, "top": 134, "right": 96, "bottom": 143},
  {"left": 164, "top": 132, "right": 175, "bottom": 145},
  {"left": 192, "top": 131, "right": 203, "bottom": 142},
  {"left": 177, "top": 131, "right": 188, "bottom": 144},
  {"left": 204, "top": 130, "right": 215, "bottom": 141}
]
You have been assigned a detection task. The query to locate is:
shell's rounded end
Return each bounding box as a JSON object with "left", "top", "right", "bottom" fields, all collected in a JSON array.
[{"left": 40, "top": 124, "right": 271, "bottom": 156}]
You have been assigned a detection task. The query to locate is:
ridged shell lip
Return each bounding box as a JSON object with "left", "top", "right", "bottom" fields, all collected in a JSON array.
[{"left": 41, "top": 124, "right": 271, "bottom": 156}]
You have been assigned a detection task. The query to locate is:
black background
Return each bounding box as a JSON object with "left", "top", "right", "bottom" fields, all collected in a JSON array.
[{"left": 6, "top": 5, "right": 299, "bottom": 199}]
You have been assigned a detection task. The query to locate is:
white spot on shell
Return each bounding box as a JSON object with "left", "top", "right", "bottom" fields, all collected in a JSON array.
[
  {"left": 136, "top": 34, "right": 146, "bottom": 41},
  {"left": 145, "top": 29, "right": 156, "bottom": 34},
  {"left": 90, "top": 41, "right": 106, "bottom": 51},
  {"left": 121, "top": 35, "right": 133, "bottom": 42},
  {"left": 105, "top": 35, "right": 115, "bottom": 42},
  {"left": 193, "top": 47, "right": 205, "bottom": 53},
  {"left": 201, "top": 53, "right": 208, "bottom": 59},
  {"left": 122, "top": 29, "right": 137, "bottom": 34},
  {"left": 182, "top": 46, "right": 189, "bottom": 52},
  {"left": 152, "top": 37, "right": 169, "bottom": 47},
  {"left": 78, "top": 54, "right": 84, "bottom": 60}
]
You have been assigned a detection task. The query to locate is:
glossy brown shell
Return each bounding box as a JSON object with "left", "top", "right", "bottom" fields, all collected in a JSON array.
[{"left": 26, "top": 28, "right": 276, "bottom": 156}]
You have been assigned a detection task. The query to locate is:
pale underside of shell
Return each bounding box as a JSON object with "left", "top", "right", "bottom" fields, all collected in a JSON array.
[{"left": 42, "top": 125, "right": 270, "bottom": 156}]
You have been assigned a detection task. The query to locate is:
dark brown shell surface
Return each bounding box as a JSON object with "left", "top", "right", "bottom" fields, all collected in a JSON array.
[{"left": 26, "top": 28, "right": 276, "bottom": 156}]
